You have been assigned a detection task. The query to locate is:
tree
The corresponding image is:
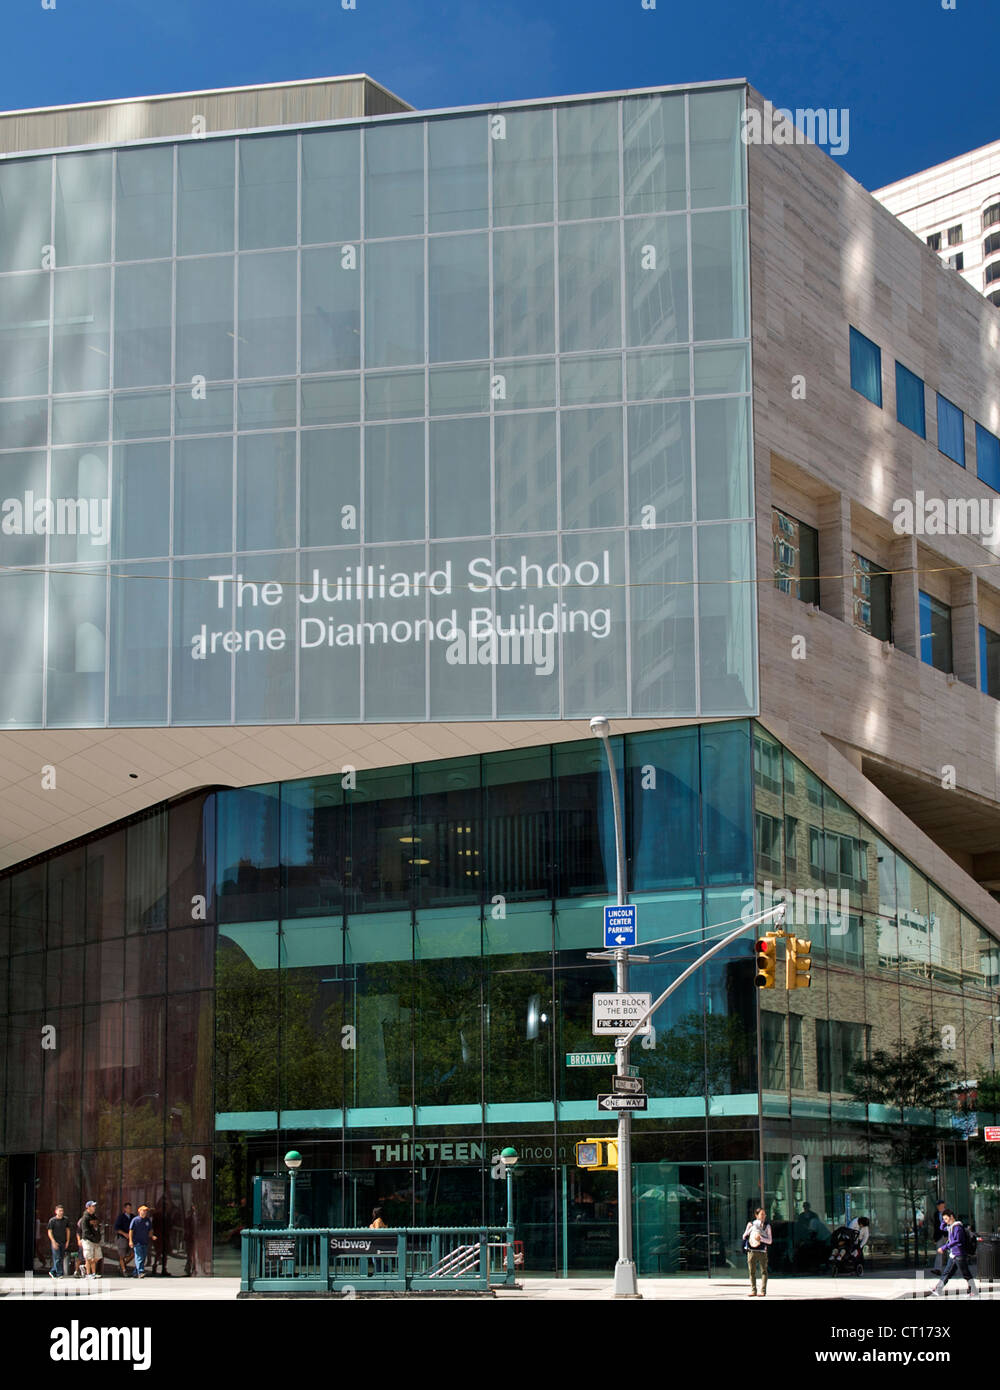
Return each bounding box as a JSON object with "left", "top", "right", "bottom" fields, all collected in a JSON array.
[{"left": 847, "top": 1027, "right": 960, "bottom": 1265}]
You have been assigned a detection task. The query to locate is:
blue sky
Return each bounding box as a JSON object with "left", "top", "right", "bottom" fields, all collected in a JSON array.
[{"left": 2, "top": 0, "right": 991, "bottom": 190}]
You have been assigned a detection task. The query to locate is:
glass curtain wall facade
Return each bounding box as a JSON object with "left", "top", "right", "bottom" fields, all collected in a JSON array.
[
  {"left": 2, "top": 722, "right": 997, "bottom": 1276},
  {"left": 0, "top": 84, "right": 755, "bottom": 727}
]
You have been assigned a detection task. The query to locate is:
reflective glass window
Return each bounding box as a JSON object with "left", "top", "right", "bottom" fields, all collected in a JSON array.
[
  {"left": 113, "top": 441, "right": 169, "bottom": 559},
  {"left": 239, "top": 135, "right": 297, "bottom": 250},
  {"left": 623, "top": 92, "right": 686, "bottom": 215},
  {"left": 849, "top": 327, "right": 882, "bottom": 407},
  {"left": 55, "top": 152, "right": 111, "bottom": 266},
  {"left": 558, "top": 221, "right": 621, "bottom": 353},
  {"left": 689, "top": 88, "right": 746, "bottom": 208},
  {"left": 489, "top": 108, "right": 552, "bottom": 229},
  {"left": 559, "top": 406, "right": 624, "bottom": 529},
  {"left": 46, "top": 568, "right": 107, "bottom": 726},
  {"left": 113, "top": 389, "right": 171, "bottom": 442},
  {"left": 110, "top": 560, "right": 168, "bottom": 724},
  {"left": 236, "top": 432, "right": 295, "bottom": 551},
  {"left": 0, "top": 272, "right": 50, "bottom": 397},
  {"left": 302, "top": 128, "right": 360, "bottom": 244},
  {"left": 429, "top": 416, "right": 490, "bottom": 538},
  {"left": 300, "top": 427, "right": 360, "bottom": 551},
  {"left": 629, "top": 526, "right": 695, "bottom": 713},
  {"left": 0, "top": 156, "right": 52, "bottom": 273},
  {"left": 625, "top": 215, "right": 688, "bottom": 346},
  {"left": 428, "top": 116, "right": 487, "bottom": 232},
  {"left": 895, "top": 361, "right": 925, "bottom": 438},
  {"left": 936, "top": 393, "right": 965, "bottom": 467},
  {"left": 691, "top": 211, "right": 748, "bottom": 341},
  {"left": 365, "top": 122, "right": 423, "bottom": 239},
  {"left": 177, "top": 141, "right": 235, "bottom": 256},
  {"left": 365, "top": 239, "right": 424, "bottom": 369},
  {"left": 52, "top": 395, "right": 109, "bottom": 446},
  {"left": 429, "top": 234, "right": 489, "bottom": 362},
  {"left": 700, "top": 721, "right": 752, "bottom": 883},
  {"left": 173, "top": 436, "right": 233, "bottom": 556},
  {"left": 217, "top": 786, "right": 280, "bottom": 921},
  {"left": 976, "top": 422, "right": 1000, "bottom": 491},
  {"left": 115, "top": 146, "right": 172, "bottom": 261},
  {"left": 493, "top": 227, "right": 555, "bottom": 359},
  {"left": 364, "top": 421, "right": 425, "bottom": 543},
  {"left": 237, "top": 251, "right": 296, "bottom": 378},
  {"left": 53, "top": 268, "right": 110, "bottom": 394},
  {"left": 627, "top": 401, "right": 692, "bottom": 525},
  {"left": 114, "top": 260, "right": 172, "bottom": 389},
  {"left": 557, "top": 101, "right": 619, "bottom": 221},
  {"left": 175, "top": 256, "right": 235, "bottom": 383},
  {"left": 495, "top": 411, "right": 557, "bottom": 534},
  {"left": 695, "top": 396, "right": 751, "bottom": 521},
  {"left": 628, "top": 727, "right": 700, "bottom": 889},
  {"left": 698, "top": 522, "right": 755, "bottom": 713},
  {"left": 302, "top": 245, "right": 361, "bottom": 373}
]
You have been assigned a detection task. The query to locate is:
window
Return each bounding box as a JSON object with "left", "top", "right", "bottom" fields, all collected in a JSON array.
[
  {"left": 788, "top": 1014, "right": 804, "bottom": 1089},
  {"left": 947, "top": 224, "right": 963, "bottom": 246},
  {"left": 990, "top": 289, "right": 1000, "bottom": 308},
  {"left": 852, "top": 553, "right": 892, "bottom": 641},
  {"left": 755, "top": 810, "right": 783, "bottom": 875},
  {"left": 761, "top": 1010, "right": 786, "bottom": 1091},
  {"left": 976, "top": 422, "right": 1000, "bottom": 490},
  {"left": 816, "top": 1020, "right": 868, "bottom": 1093},
  {"left": 926, "top": 232, "right": 942, "bottom": 251},
  {"left": 895, "top": 361, "right": 925, "bottom": 437},
  {"left": 849, "top": 327, "right": 881, "bottom": 406},
  {"left": 947, "top": 253, "right": 964, "bottom": 271},
  {"left": 919, "top": 591, "right": 953, "bottom": 673},
  {"left": 987, "top": 261, "right": 1000, "bottom": 287},
  {"left": 984, "top": 231, "right": 1000, "bottom": 258},
  {"left": 936, "top": 394, "right": 965, "bottom": 467},
  {"left": 980, "top": 624, "right": 1000, "bottom": 698},
  {"left": 753, "top": 732, "right": 782, "bottom": 793},
  {"left": 772, "top": 508, "right": 819, "bottom": 605},
  {"left": 784, "top": 815, "right": 798, "bottom": 871},
  {"left": 984, "top": 202, "right": 1000, "bottom": 232}
]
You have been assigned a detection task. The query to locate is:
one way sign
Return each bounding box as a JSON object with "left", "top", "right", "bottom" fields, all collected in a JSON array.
[{"left": 604, "top": 904, "right": 637, "bottom": 948}]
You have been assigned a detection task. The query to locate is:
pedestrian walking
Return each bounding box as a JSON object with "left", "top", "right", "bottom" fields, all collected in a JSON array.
[
  {"left": 930, "top": 1199, "right": 948, "bottom": 1271},
  {"left": 113, "top": 1202, "right": 135, "bottom": 1277},
  {"left": 47, "top": 1204, "right": 70, "bottom": 1278},
  {"left": 928, "top": 1209, "right": 979, "bottom": 1298},
  {"left": 128, "top": 1204, "right": 156, "bottom": 1278},
  {"left": 76, "top": 1200, "right": 103, "bottom": 1280},
  {"left": 742, "top": 1206, "right": 773, "bottom": 1297}
]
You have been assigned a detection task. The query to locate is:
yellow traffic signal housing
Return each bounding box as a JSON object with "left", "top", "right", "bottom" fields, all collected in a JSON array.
[
  {"left": 753, "top": 932, "right": 778, "bottom": 989},
  {"left": 786, "top": 934, "right": 812, "bottom": 989},
  {"left": 575, "top": 1139, "right": 618, "bottom": 1169}
]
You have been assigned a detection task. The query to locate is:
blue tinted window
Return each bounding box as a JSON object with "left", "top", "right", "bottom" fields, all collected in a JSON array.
[
  {"left": 976, "top": 422, "right": 1000, "bottom": 491},
  {"left": 849, "top": 328, "right": 881, "bottom": 406},
  {"left": 936, "top": 394, "right": 965, "bottom": 466},
  {"left": 919, "top": 590, "right": 952, "bottom": 673},
  {"left": 981, "top": 624, "right": 1000, "bottom": 698},
  {"left": 700, "top": 722, "right": 752, "bottom": 885},
  {"left": 895, "top": 361, "right": 925, "bottom": 437}
]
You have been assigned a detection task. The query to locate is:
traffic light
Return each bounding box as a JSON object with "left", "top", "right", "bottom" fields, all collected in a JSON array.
[
  {"left": 786, "top": 934, "right": 812, "bottom": 989},
  {"left": 575, "top": 1139, "right": 618, "bottom": 1169},
  {"left": 753, "top": 933, "right": 777, "bottom": 989}
]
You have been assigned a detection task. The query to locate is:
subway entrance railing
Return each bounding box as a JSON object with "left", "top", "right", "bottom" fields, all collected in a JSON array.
[{"left": 240, "top": 1225, "right": 521, "bottom": 1293}]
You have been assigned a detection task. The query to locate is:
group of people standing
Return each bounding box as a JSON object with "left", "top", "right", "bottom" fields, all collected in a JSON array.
[{"left": 46, "top": 1201, "right": 157, "bottom": 1279}]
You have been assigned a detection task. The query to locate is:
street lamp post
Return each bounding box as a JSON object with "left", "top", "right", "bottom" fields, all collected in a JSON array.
[
  {"left": 284, "top": 1150, "right": 302, "bottom": 1230},
  {"left": 589, "top": 715, "right": 639, "bottom": 1299},
  {"left": 500, "top": 1147, "right": 518, "bottom": 1282}
]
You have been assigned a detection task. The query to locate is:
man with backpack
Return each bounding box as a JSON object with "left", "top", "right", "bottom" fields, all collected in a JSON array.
[{"left": 928, "top": 1209, "right": 979, "bottom": 1298}]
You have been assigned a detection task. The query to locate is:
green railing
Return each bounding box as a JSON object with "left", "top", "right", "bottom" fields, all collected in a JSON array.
[{"left": 240, "top": 1225, "right": 520, "bottom": 1293}]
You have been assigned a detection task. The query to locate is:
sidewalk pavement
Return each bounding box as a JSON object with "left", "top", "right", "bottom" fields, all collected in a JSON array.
[{"left": 3, "top": 1268, "right": 989, "bottom": 1301}]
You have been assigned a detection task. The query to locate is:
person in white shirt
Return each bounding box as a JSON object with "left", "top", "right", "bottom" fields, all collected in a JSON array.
[{"left": 742, "top": 1207, "right": 773, "bottom": 1296}]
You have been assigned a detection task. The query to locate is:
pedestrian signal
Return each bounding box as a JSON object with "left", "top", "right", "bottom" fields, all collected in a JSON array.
[
  {"left": 575, "top": 1139, "right": 618, "bottom": 1170},
  {"left": 753, "top": 934, "right": 777, "bottom": 989},
  {"left": 786, "top": 934, "right": 812, "bottom": 989}
]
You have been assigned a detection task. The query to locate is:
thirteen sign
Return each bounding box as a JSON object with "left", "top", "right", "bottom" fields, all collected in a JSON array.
[
  {"left": 592, "top": 992, "right": 652, "bottom": 1035},
  {"left": 604, "top": 904, "right": 637, "bottom": 949},
  {"left": 597, "top": 1093, "right": 648, "bottom": 1111}
]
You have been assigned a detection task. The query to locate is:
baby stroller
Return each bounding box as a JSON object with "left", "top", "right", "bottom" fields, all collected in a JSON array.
[{"left": 829, "top": 1226, "right": 865, "bottom": 1277}]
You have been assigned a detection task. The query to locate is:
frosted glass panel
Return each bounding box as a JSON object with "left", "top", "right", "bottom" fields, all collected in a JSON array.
[
  {"left": 116, "top": 147, "right": 172, "bottom": 261},
  {"left": 55, "top": 152, "right": 111, "bottom": 266},
  {"left": 177, "top": 141, "right": 234, "bottom": 256},
  {"left": 302, "top": 129, "right": 360, "bottom": 244},
  {"left": 239, "top": 135, "right": 297, "bottom": 250}
]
